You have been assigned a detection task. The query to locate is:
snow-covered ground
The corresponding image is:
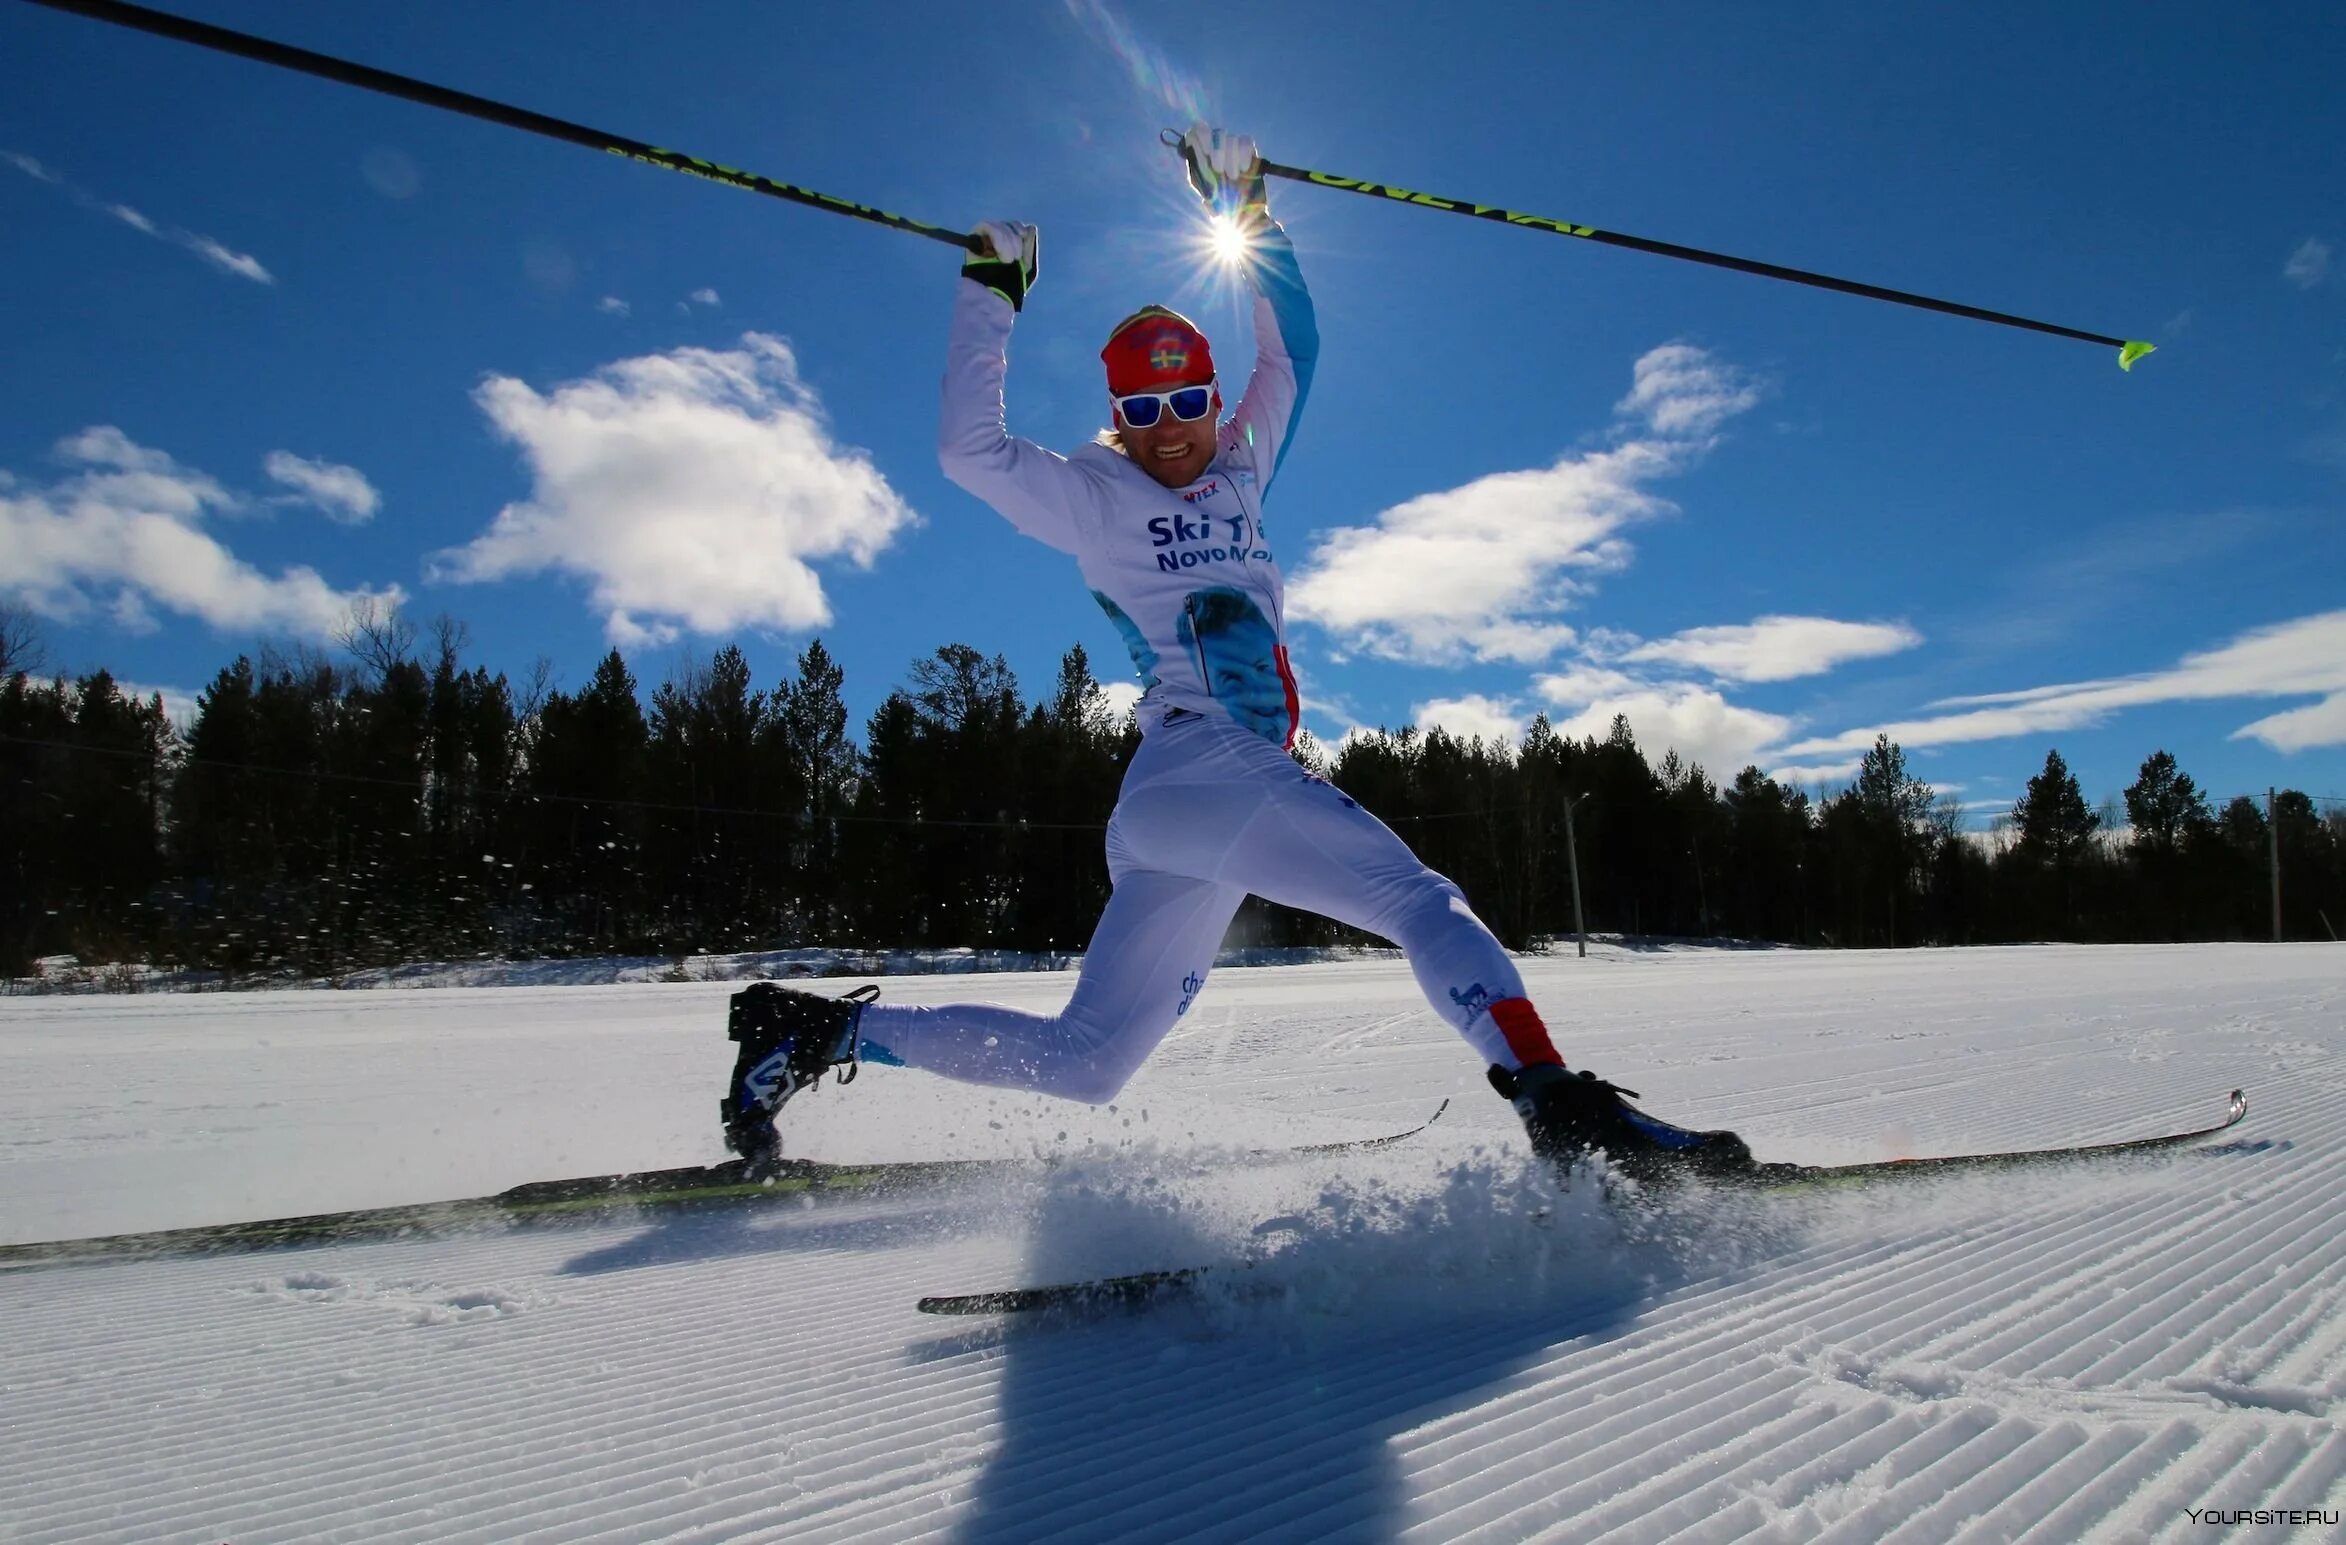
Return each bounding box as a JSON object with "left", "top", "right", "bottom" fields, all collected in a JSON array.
[{"left": 3, "top": 943, "right": 2341, "bottom": 1542}]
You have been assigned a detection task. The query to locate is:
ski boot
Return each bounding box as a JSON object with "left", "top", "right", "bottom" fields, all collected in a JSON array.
[
  {"left": 1490, "top": 1062, "right": 1754, "bottom": 1189},
  {"left": 720, "top": 982, "right": 880, "bottom": 1170}
]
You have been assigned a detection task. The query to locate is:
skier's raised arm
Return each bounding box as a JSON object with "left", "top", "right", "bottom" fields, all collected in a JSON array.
[
  {"left": 1176, "top": 125, "right": 1320, "bottom": 492},
  {"left": 937, "top": 220, "right": 1095, "bottom": 555}
]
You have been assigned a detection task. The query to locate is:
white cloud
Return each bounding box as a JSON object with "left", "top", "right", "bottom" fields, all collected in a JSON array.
[
  {"left": 1413, "top": 693, "right": 1524, "bottom": 745},
  {"left": 117, "top": 680, "right": 203, "bottom": 729},
  {"left": 1768, "top": 760, "right": 1862, "bottom": 786},
  {"left": 0, "top": 427, "right": 402, "bottom": 638},
  {"left": 59, "top": 425, "right": 193, "bottom": 479},
  {"left": 2284, "top": 237, "right": 2332, "bottom": 289},
  {"left": 1533, "top": 664, "right": 1642, "bottom": 707},
  {"left": 8, "top": 151, "right": 273, "bottom": 284},
  {"left": 1614, "top": 343, "right": 1767, "bottom": 438},
  {"left": 264, "top": 452, "right": 380, "bottom": 525},
  {"left": 2233, "top": 692, "right": 2346, "bottom": 753},
  {"left": 1620, "top": 615, "right": 1922, "bottom": 682},
  {"left": 688, "top": 288, "right": 721, "bottom": 307},
  {"left": 1780, "top": 609, "right": 2346, "bottom": 757},
  {"left": 1097, "top": 679, "right": 1143, "bottom": 721},
  {"left": 1289, "top": 344, "right": 1761, "bottom": 666},
  {"left": 432, "top": 333, "right": 917, "bottom": 644},
  {"left": 185, "top": 236, "right": 272, "bottom": 285},
  {"left": 597, "top": 296, "right": 631, "bottom": 317},
  {"left": 1549, "top": 685, "right": 1793, "bottom": 779},
  {"left": 1287, "top": 444, "right": 1653, "bottom": 664},
  {"left": 1510, "top": 613, "right": 1911, "bottom": 777}
]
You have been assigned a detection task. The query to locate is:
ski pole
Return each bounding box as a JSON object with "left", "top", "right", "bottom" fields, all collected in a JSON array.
[
  {"left": 17, "top": 0, "right": 984, "bottom": 252},
  {"left": 1244, "top": 148, "right": 2154, "bottom": 370}
]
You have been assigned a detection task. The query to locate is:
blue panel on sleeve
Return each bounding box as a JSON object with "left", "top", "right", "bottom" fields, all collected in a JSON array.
[{"left": 1253, "top": 230, "right": 1318, "bottom": 484}]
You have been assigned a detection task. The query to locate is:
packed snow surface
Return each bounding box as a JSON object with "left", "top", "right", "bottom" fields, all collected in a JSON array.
[{"left": 3, "top": 943, "right": 2341, "bottom": 1542}]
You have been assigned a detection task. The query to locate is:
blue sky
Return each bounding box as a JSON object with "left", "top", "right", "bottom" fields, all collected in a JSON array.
[{"left": 4, "top": 0, "right": 2342, "bottom": 828}]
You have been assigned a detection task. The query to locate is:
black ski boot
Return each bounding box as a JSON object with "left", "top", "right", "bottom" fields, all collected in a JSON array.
[
  {"left": 720, "top": 982, "right": 880, "bottom": 1170},
  {"left": 1490, "top": 1062, "right": 1754, "bottom": 1189}
]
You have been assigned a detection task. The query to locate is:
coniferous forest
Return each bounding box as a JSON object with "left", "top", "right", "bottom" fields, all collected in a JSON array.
[{"left": 3, "top": 614, "right": 2341, "bottom": 980}]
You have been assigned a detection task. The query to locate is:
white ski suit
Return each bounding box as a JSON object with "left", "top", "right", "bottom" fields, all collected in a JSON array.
[{"left": 854, "top": 223, "right": 1553, "bottom": 1100}]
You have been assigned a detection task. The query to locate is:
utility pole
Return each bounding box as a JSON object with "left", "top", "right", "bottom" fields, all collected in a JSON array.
[
  {"left": 1562, "top": 792, "right": 1590, "bottom": 958},
  {"left": 2268, "top": 787, "right": 2282, "bottom": 942}
]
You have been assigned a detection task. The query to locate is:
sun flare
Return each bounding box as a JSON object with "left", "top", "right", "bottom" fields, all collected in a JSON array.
[{"left": 1208, "top": 213, "right": 1254, "bottom": 265}]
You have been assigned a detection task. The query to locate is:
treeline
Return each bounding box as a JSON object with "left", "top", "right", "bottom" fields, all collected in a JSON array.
[{"left": 3, "top": 622, "right": 2342, "bottom": 978}]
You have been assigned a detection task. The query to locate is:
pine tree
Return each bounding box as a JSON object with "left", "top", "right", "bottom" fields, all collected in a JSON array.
[
  {"left": 2120, "top": 749, "right": 2212, "bottom": 940},
  {"left": 644, "top": 646, "right": 781, "bottom": 951},
  {"left": 1584, "top": 714, "right": 1669, "bottom": 938},
  {"left": 2008, "top": 748, "right": 2100, "bottom": 937},
  {"left": 1013, "top": 644, "right": 1125, "bottom": 951},
  {"left": 777, "top": 639, "right": 854, "bottom": 938},
  {"left": 843, "top": 691, "right": 927, "bottom": 946},
  {"left": 1, "top": 670, "right": 172, "bottom": 971},
  {"left": 2122, "top": 751, "right": 2212, "bottom": 854},
  {"left": 0, "top": 669, "right": 71, "bottom": 972},
  {"left": 904, "top": 645, "right": 1023, "bottom": 944},
  {"left": 1843, "top": 734, "right": 1936, "bottom": 944},
  {"left": 173, "top": 657, "right": 263, "bottom": 894},
  {"left": 2270, "top": 790, "right": 2341, "bottom": 941},
  {"left": 2012, "top": 749, "right": 2100, "bottom": 865},
  {"left": 1723, "top": 765, "right": 1811, "bottom": 943},
  {"left": 525, "top": 649, "right": 650, "bottom": 950},
  {"left": 1500, "top": 716, "right": 1559, "bottom": 947}
]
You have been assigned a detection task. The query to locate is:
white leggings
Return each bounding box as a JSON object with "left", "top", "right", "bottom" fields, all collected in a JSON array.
[{"left": 857, "top": 710, "right": 1533, "bottom": 1102}]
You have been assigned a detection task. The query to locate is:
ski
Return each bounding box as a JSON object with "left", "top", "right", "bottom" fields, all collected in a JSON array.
[
  {"left": 916, "top": 1089, "right": 2250, "bottom": 1316},
  {"left": 1287, "top": 1096, "right": 1450, "bottom": 1157},
  {"left": 920, "top": 1266, "right": 1224, "bottom": 1317},
  {"left": 0, "top": 1101, "right": 1446, "bottom": 1273},
  {"left": 1729, "top": 1086, "right": 2248, "bottom": 1193}
]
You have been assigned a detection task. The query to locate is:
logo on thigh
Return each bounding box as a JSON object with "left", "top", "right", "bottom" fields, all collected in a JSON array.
[{"left": 1176, "top": 970, "right": 1204, "bottom": 1017}]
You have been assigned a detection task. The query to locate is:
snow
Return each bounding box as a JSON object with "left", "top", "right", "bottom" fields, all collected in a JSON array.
[{"left": 3, "top": 943, "right": 2341, "bottom": 1542}]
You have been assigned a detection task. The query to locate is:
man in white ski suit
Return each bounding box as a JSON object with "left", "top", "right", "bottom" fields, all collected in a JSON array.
[
  {"left": 849, "top": 126, "right": 1571, "bottom": 1099},
  {"left": 726, "top": 126, "right": 1753, "bottom": 1185}
]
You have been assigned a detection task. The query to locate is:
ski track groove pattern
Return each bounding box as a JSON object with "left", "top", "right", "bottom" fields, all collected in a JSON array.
[{"left": 2, "top": 946, "right": 2340, "bottom": 1542}]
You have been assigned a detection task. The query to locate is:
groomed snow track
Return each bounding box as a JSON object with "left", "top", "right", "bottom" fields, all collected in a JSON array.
[{"left": 3, "top": 943, "right": 2340, "bottom": 1542}]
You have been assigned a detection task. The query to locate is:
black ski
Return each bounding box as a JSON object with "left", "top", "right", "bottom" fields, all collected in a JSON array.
[
  {"left": 0, "top": 1101, "right": 1446, "bottom": 1273},
  {"left": 1728, "top": 1087, "right": 2248, "bottom": 1193},
  {"left": 917, "top": 1089, "right": 2250, "bottom": 1316},
  {"left": 921, "top": 1266, "right": 1224, "bottom": 1317}
]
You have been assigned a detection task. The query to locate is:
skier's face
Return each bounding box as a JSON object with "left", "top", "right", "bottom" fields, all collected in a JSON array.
[{"left": 1118, "top": 384, "right": 1219, "bottom": 489}]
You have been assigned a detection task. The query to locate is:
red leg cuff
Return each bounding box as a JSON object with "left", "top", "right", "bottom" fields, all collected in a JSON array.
[{"left": 1489, "top": 997, "right": 1562, "bottom": 1069}]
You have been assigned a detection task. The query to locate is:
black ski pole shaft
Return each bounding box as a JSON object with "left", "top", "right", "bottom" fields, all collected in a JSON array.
[
  {"left": 18, "top": 0, "right": 983, "bottom": 252},
  {"left": 1260, "top": 157, "right": 2154, "bottom": 370}
]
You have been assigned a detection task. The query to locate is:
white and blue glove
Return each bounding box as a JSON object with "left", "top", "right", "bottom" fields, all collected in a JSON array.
[
  {"left": 1177, "top": 123, "right": 1267, "bottom": 222},
  {"left": 962, "top": 219, "right": 1038, "bottom": 311}
]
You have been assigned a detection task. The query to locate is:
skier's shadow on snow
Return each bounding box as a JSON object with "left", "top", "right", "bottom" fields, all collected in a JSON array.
[
  {"left": 553, "top": 1196, "right": 984, "bottom": 1276},
  {"left": 930, "top": 1154, "right": 1773, "bottom": 1544}
]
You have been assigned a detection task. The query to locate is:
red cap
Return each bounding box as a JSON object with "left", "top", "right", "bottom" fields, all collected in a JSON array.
[{"left": 1100, "top": 306, "right": 1215, "bottom": 395}]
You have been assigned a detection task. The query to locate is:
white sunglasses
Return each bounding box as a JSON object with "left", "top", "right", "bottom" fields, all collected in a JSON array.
[{"left": 1112, "top": 379, "right": 1218, "bottom": 428}]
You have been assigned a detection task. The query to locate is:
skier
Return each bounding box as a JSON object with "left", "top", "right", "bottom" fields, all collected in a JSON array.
[{"left": 722, "top": 125, "right": 1753, "bottom": 1187}]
